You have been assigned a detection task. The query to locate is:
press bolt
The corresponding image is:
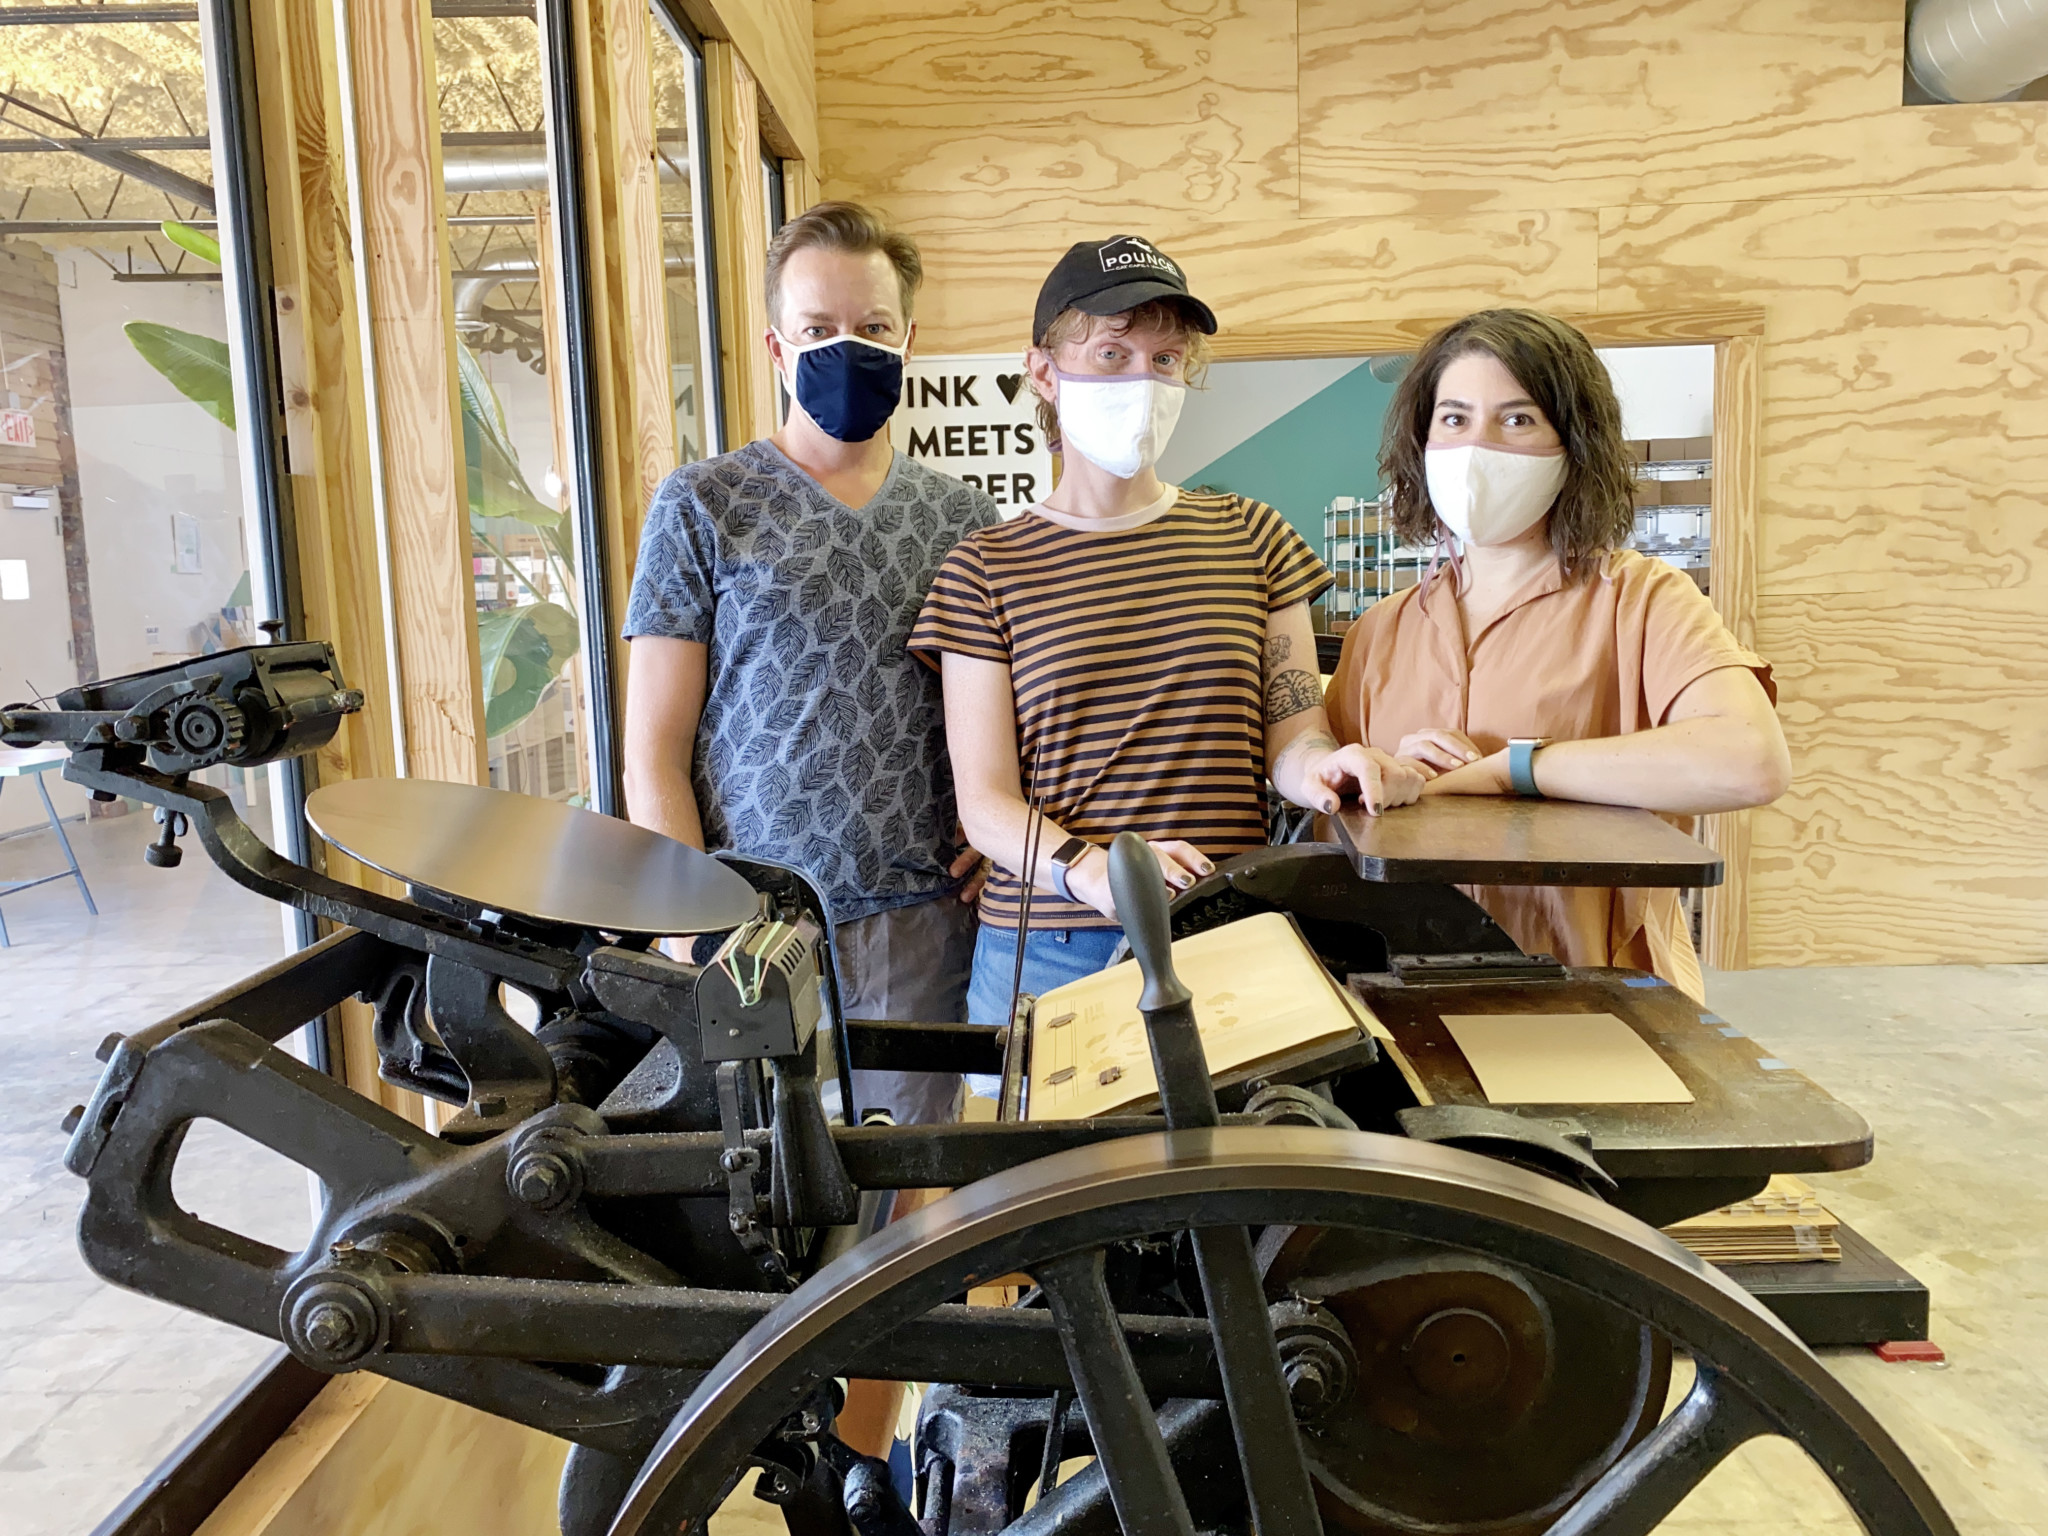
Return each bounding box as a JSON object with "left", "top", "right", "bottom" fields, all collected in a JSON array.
[
  {"left": 60, "top": 1105, "right": 86, "bottom": 1135},
  {"left": 720, "top": 1149, "right": 754, "bottom": 1173},
  {"left": 512, "top": 1152, "right": 569, "bottom": 1208},
  {"left": 96, "top": 1033, "right": 124, "bottom": 1063},
  {"left": 302, "top": 1301, "right": 360, "bottom": 1357},
  {"left": 1285, "top": 1357, "right": 1331, "bottom": 1415}
]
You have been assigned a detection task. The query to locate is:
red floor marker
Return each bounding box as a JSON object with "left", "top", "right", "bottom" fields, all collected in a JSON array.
[{"left": 1872, "top": 1340, "right": 1945, "bottom": 1363}]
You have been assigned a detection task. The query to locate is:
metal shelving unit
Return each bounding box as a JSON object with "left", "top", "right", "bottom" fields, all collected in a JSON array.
[{"left": 1320, "top": 492, "right": 1433, "bottom": 632}]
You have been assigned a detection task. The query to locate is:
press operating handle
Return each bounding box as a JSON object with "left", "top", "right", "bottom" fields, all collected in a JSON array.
[
  {"left": 1108, "top": 831, "right": 1191, "bottom": 1014},
  {"left": 1108, "top": 833, "right": 1218, "bottom": 1130}
]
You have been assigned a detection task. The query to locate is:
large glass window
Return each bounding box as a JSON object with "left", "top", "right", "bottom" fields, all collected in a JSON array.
[
  {"left": 0, "top": 9, "right": 305, "bottom": 1531},
  {"left": 434, "top": 8, "right": 599, "bottom": 804},
  {"left": 648, "top": 3, "right": 721, "bottom": 463}
]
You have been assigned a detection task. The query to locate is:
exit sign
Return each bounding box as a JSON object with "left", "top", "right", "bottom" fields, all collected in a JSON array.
[{"left": 0, "top": 409, "right": 33, "bottom": 448}]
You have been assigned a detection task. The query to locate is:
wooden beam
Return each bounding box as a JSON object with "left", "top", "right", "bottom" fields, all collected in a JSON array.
[
  {"left": 664, "top": 0, "right": 816, "bottom": 164},
  {"left": 248, "top": 0, "right": 397, "bottom": 799},
  {"left": 784, "top": 156, "right": 820, "bottom": 215},
  {"left": 249, "top": 0, "right": 433, "bottom": 1125},
  {"left": 704, "top": 39, "right": 776, "bottom": 445},
  {"left": 1699, "top": 330, "right": 1763, "bottom": 972},
  {"left": 1208, "top": 307, "right": 1766, "bottom": 361},
  {"left": 335, "top": 0, "right": 486, "bottom": 788},
  {"left": 563, "top": 0, "right": 673, "bottom": 644}
]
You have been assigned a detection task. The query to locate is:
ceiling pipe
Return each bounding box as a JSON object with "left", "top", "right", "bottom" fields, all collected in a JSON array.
[
  {"left": 1908, "top": 0, "right": 2048, "bottom": 101},
  {"left": 442, "top": 141, "right": 688, "bottom": 196},
  {"left": 454, "top": 251, "right": 692, "bottom": 333}
]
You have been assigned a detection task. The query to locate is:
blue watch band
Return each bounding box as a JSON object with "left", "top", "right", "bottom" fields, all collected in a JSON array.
[{"left": 1508, "top": 738, "right": 1548, "bottom": 798}]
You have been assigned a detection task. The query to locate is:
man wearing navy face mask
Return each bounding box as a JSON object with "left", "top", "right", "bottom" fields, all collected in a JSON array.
[{"left": 622, "top": 202, "right": 1000, "bottom": 1130}]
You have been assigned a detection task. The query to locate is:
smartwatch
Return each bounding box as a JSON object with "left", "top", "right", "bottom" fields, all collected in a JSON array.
[
  {"left": 1046, "top": 837, "right": 1092, "bottom": 901},
  {"left": 1508, "top": 738, "right": 1550, "bottom": 798}
]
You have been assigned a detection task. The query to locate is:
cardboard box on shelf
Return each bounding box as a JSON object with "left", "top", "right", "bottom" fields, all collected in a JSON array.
[
  {"left": 1683, "top": 435, "right": 1714, "bottom": 460},
  {"left": 1665, "top": 477, "right": 1712, "bottom": 506},
  {"left": 1647, "top": 438, "right": 1690, "bottom": 463},
  {"left": 1624, "top": 439, "right": 1651, "bottom": 465},
  {"left": 1633, "top": 479, "right": 1662, "bottom": 509}
]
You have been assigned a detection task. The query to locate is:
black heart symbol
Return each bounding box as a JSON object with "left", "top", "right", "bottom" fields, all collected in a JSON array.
[{"left": 997, "top": 373, "right": 1024, "bottom": 404}]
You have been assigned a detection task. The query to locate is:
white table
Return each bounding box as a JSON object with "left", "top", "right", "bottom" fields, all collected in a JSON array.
[{"left": 0, "top": 744, "right": 97, "bottom": 945}]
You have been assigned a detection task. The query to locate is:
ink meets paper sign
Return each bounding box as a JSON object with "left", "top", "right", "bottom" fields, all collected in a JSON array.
[{"left": 889, "top": 353, "right": 1051, "bottom": 513}]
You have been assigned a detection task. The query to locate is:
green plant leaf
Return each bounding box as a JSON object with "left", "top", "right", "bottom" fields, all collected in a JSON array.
[
  {"left": 161, "top": 220, "right": 221, "bottom": 267},
  {"left": 521, "top": 597, "right": 581, "bottom": 665},
  {"left": 476, "top": 599, "right": 578, "bottom": 737},
  {"left": 124, "top": 321, "right": 235, "bottom": 429},
  {"left": 457, "top": 341, "right": 561, "bottom": 530}
]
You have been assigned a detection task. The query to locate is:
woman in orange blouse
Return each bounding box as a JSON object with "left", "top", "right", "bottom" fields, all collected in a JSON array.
[{"left": 1326, "top": 310, "right": 1790, "bottom": 998}]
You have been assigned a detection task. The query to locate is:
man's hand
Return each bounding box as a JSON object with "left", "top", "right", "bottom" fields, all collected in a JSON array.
[
  {"left": 950, "top": 823, "right": 989, "bottom": 904},
  {"left": 1395, "top": 727, "right": 1483, "bottom": 777},
  {"left": 1299, "top": 742, "right": 1426, "bottom": 816}
]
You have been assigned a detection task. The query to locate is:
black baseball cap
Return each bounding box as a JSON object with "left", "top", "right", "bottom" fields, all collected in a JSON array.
[{"left": 1032, "top": 235, "right": 1218, "bottom": 344}]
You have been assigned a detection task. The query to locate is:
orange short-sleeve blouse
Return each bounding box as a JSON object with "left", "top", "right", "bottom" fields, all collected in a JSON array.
[{"left": 1325, "top": 549, "right": 1774, "bottom": 999}]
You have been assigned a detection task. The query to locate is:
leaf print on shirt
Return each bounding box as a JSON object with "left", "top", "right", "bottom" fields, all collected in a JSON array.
[
  {"left": 826, "top": 544, "right": 866, "bottom": 594},
  {"left": 855, "top": 596, "right": 892, "bottom": 647}
]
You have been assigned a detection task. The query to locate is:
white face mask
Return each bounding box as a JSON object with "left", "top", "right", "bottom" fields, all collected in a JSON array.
[
  {"left": 1425, "top": 444, "right": 1567, "bottom": 545},
  {"left": 1053, "top": 371, "right": 1187, "bottom": 479}
]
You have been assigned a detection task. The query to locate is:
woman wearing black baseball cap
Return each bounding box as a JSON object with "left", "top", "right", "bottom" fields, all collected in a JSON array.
[{"left": 910, "top": 235, "right": 1422, "bottom": 1036}]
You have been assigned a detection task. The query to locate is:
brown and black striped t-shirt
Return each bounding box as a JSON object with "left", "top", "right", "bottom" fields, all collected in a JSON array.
[{"left": 909, "top": 488, "right": 1330, "bottom": 929}]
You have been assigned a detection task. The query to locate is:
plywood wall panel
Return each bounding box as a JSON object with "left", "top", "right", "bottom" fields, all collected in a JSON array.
[
  {"left": 1601, "top": 192, "right": 2048, "bottom": 597},
  {"left": 1298, "top": 0, "right": 2047, "bottom": 221},
  {"left": 816, "top": 0, "right": 1297, "bottom": 230},
  {"left": 1746, "top": 590, "right": 2048, "bottom": 966},
  {"left": 907, "top": 209, "right": 1598, "bottom": 354},
  {"left": 814, "top": 0, "right": 2048, "bottom": 966}
]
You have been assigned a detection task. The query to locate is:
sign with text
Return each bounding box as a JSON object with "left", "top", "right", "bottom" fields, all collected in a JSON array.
[
  {"left": 0, "top": 408, "right": 35, "bottom": 448},
  {"left": 889, "top": 353, "right": 1051, "bottom": 513}
]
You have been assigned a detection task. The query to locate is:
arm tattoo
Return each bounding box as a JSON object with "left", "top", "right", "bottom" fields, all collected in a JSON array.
[
  {"left": 1266, "top": 668, "right": 1322, "bottom": 725},
  {"left": 1264, "top": 633, "right": 1293, "bottom": 669},
  {"left": 1271, "top": 727, "right": 1337, "bottom": 780}
]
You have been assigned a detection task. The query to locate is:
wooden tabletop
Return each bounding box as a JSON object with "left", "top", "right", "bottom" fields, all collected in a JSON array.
[
  {"left": 1353, "top": 969, "right": 1870, "bottom": 1185},
  {"left": 1331, "top": 795, "right": 1722, "bottom": 888}
]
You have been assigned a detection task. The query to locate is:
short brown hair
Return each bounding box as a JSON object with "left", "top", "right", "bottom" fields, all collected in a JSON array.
[
  {"left": 1380, "top": 309, "right": 1635, "bottom": 577},
  {"left": 764, "top": 201, "right": 922, "bottom": 329},
  {"left": 1031, "top": 299, "right": 1213, "bottom": 449}
]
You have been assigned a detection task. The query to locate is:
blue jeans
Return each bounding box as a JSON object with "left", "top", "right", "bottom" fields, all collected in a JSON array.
[{"left": 964, "top": 922, "right": 1125, "bottom": 1097}]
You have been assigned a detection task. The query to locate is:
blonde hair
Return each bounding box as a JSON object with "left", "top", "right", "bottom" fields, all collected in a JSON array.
[
  {"left": 764, "top": 201, "right": 922, "bottom": 329},
  {"left": 1031, "top": 299, "right": 1212, "bottom": 448}
]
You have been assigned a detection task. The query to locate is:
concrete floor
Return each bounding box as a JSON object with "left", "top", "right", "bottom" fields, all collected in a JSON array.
[
  {"left": 2, "top": 811, "right": 2043, "bottom": 1533},
  {"left": 0, "top": 809, "right": 301, "bottom": 1536}
]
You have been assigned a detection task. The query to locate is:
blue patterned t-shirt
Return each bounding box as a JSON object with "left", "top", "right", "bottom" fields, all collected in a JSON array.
[{"left": 622, "top": 440, "right": 999, "bottom": 922}]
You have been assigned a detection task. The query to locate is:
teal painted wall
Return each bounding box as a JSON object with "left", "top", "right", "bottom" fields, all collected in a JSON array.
[{"left": 1179, "top": 362, "right": 1398, "bottom": 550}]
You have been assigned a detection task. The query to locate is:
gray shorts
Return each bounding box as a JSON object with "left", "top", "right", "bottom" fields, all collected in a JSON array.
[{"left": 834, "top": 893, "right": 976, "bottom": 1127}]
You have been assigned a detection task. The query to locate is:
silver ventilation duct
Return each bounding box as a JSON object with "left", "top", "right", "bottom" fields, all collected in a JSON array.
[
  {"left": 1908, "top": 0, "right": 2048, "bottom": 102},
  {"left": 453, "top": 253, "right": 542, "bottom": 334},
  {"left": 454, "top": 251, "right": 693, "bottom": 333},
  {"left": 440, "top": 141, "right": 691, "bottom": 195}
]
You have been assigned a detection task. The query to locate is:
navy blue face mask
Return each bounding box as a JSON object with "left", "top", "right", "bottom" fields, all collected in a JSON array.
[{"left": 778, "top": 332, "right": 906, "bottom": 442}]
